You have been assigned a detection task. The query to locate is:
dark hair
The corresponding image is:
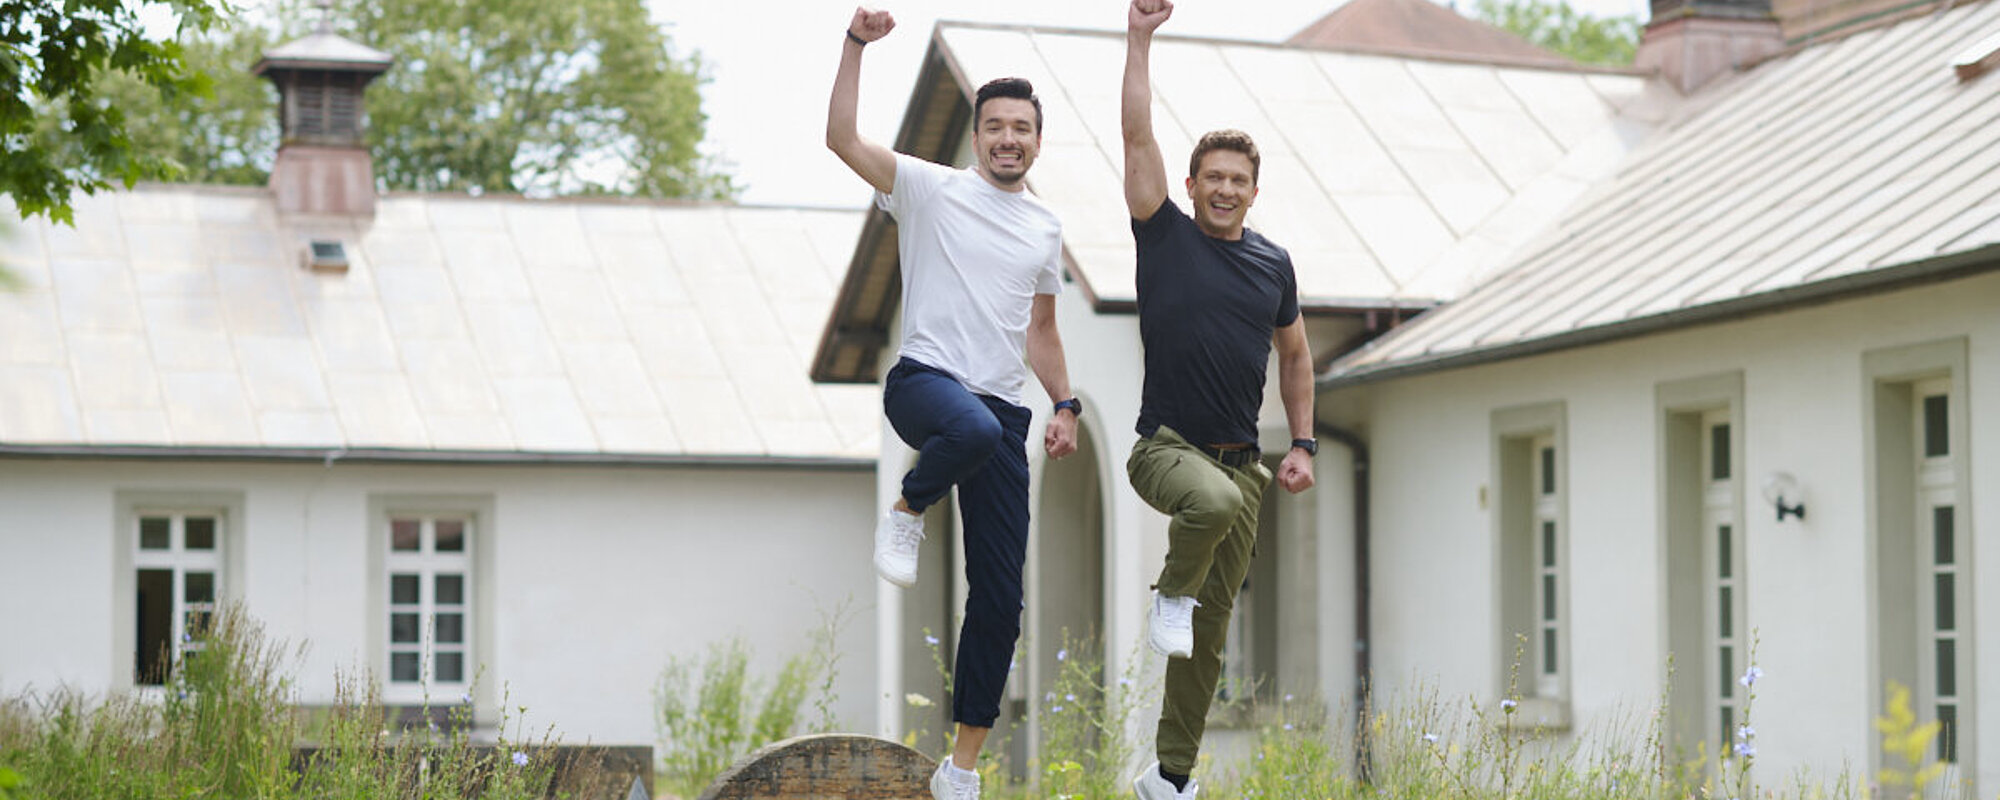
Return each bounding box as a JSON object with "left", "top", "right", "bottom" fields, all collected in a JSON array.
[
  {"left": 974, "top": 77, "right": 1043, "bottom": 134},
  {"left": 1189, "top": 129, "right": 1260, "bottom": 184}
]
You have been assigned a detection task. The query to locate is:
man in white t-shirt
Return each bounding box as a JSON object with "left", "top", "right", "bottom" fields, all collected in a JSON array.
[{"left": 827, "top": 7, "right": 1081, "bottom": 800}]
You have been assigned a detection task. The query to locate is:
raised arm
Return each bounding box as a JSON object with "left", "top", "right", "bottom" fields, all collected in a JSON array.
[
  {"left": 1123, "top": 0, "right": 1172, "bottom": 221},
  {"left": 1273, "top": 317, "right": 1317, "bottom": 493},
  {"left": 826, "top": 7, "right": 898, "bottom": 194}
]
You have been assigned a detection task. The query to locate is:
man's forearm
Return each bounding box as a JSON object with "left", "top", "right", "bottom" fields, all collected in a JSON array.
[
  {"left": 1280, "top": 349, "right": 1314, "bottom": 439},
  {"left": 826, "top": 39, "right": 865, "bottom": 151},
  {"left": 1027, "top": 327, "right": 1073, "bottom": 403},
  {"left": 1121, "top": 30, "right": 1154, "bottom": 144}
]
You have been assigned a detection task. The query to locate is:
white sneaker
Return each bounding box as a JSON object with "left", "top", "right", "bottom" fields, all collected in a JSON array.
[
  {"left": 874, "top": 509, "right": 924, "bottom": 588},
  {"left": 1149, "top": 592, "right": 1197, "bottom": 658},
  {"left": 1132, "top": 761, "right": 1198, "bottom": 800},
  {"left": 931, "top": 760, "right": 980, "bottom": 800}
]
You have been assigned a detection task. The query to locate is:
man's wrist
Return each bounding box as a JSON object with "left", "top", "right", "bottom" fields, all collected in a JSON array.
[
  {"left": 1054, "top": 397, "right": 1083, "bottom": 419},
  {"left": 1291, "top": 438, "right": 1318, "bottom": 457},
  {"left": 845, "top": 29, "right": 868, "bottom": 47}
]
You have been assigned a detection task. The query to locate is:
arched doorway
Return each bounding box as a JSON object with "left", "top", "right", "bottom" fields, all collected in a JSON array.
[{"left": 1021, "top": 422, "right": 1106, "bottom": 771}]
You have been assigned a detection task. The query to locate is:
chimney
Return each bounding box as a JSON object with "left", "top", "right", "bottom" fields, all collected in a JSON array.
[
  {"left": 1634, "top": 0, "right": 1784, "bottom": 94},
  {"left": 253, "top": 27, "right": 392, "bottom": 216}
]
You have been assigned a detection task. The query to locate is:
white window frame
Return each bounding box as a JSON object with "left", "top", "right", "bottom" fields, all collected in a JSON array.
[
  {"left": 1493, "top": 401, "right": 1569, "bottom": 727},
  {"left": 382, "top": 512, "right": 476, "bottom": 704},
  {"left": 1701, "top": 409, "right": 1745, "bottom": 749},
  {"left": 1864, "top": 338, "right": 1974, "bottom": 785},
  {"left": 132, "top": 509, "right": 226, "bottom": 686}
]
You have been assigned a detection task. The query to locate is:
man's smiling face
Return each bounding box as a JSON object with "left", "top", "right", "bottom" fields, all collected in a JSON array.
[
  {"left": 1186, "top": 149, "right": 1258, "bottom": 239},
  {"left": 973, "top": 97, "right": 1040, "bottom": 188}
]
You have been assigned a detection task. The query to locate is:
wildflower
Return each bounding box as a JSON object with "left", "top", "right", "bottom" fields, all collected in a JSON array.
[
  {"left": 511, "top": 750, "right": 529, "bottom": 767},
  {"left": 1422, "top": 732, "right": 1440, "bottom": 744},
  {"left": 1739, "top": 666, "right": 1763, "bottom": 687},
  {"left": 1057, "top": 648, "right": 1068, "bottom": 662},
  {"left": 1733, "top": 741, "right": 1756, "bottom": 758},
  {"left": 1052, "top": 705, "right": 1063, "bottom": 713},
  {"left": 1282, "top": 723, "right": 1295, "bottom": 731},
  {"left": 1284, "top": 693, "right": 1294, "bottom": 703},
  {"left": 1065, "top": 693, "right": 1076, "bottom": 702},
  {"left": 925, "top": 634, "right": 940, "bottom": 646},
  {"left": 461, "top": 693, "right": 472, "bottom": 704},
  {"left": 1500, "top": 698, "right": 1518, "bottom": 713},
  {"left": 1737, "top": 724, "right": 1755, "bottom": 740},
  {"left": 1119, "top": 677, "right": 1133, "bottom": 687},
  {"left": 905, "top": 693, "right": 934, "bottom": 708}
]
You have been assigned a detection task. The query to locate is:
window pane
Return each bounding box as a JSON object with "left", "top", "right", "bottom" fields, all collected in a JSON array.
[
  {"left": 185, "top": 517, "right": 216, "bottom": 551},
  {"left": 1937, "top": 639, "right": 1957, "bottom": 696},
  {"left": 437, "top": 652, "right": 465, "bottom": 683},
  {"left": 1922, "top": 394, "right": 1948, "bottom": 458},
  {"left": 391, "top": 652, "right": 421, "bottom": 682},
  {"left": 391, "top": 574, "right": 420, "bottom": 605},
  {"left": 136, "top": 568, "right": 173, "bottom": 685},
  {"left": 185, "top": 609, "right": 213, "bottom": 639},
  {"left": 185, "top": 571, "right": 215, "bottom": 604},
  {"left": 1710, "top": 424, "right": 1731, "bottom": 481},
  {"left": 1721, "top": 706, "right": 1734, "bottom": 747},
  {"left": 1540, "top": 447, "right": 1556, "bottom": 495},
  {"left": 1541, "top": 522, "right": 1556, "bottom": 567},
  {"left": 1935, "top": 574, "right": 1955, "bottom": 632},
  {"left": 1938, "top": 704, "right": 1958, "bottom": 763},
  {"left": 436, "top": 574, "right": 464, "bottom": 606},
  {"left": 1541, "top": 629, "right": 1557, "bottom": 674},
  {"left": 436, "top": 613, "right": 463, "bottom": 644},
  {"left": 140, "top": 517, "right": 171, "bottom": 550},
  {"left": 1933, "top": 507, "right": 1954, "bottom": 565},
  {"left": 1720, "top": 646, "right": 1734, "bottom": 699},
  {"left": 1541, "top": 574, "right": 1556, "bottom": 620},
  {"left": 391, "top": 519, "right": 421, "bottom": 552},
  {"left": 391, "top": 613, "right": 421, "bottom": 643},
  {"left": 435, "top": 520, "right": 466, "bottom": 552},
  {"left": 1719, "top": 586, "right": 1733, "bottom": 639},
  {"left": 1718, "top": 526, "right": 1733, "bottom": 579}
]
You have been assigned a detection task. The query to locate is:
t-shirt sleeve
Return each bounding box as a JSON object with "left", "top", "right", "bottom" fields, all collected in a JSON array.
[
  {"left": 1275, "top": 254, "right": 1301, "bottom": 327},
  {"left": 1130, "top": 197, "right": 1180, "bottom": 247},
  {"left": 876, "top": 153, "right": 950, "bottom": 220}
]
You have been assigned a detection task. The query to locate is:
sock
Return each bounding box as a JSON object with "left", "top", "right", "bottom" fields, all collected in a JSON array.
[{"left": 1161, "top": 769, "right": 1189, "bottom": 792}]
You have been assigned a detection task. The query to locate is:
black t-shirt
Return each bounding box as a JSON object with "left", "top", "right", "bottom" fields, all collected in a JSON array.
[{"left": 1132, "top": 198, "right": 1300, "bottom": 447}]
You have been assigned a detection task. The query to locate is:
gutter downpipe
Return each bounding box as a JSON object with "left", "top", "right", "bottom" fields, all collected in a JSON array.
[{"left": 1316, "top": 421, "right": 1372, "bottom": 784}]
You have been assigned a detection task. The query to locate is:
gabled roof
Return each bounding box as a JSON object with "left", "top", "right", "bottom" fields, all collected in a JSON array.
[
  {"left": 1326, "top": 0, "right": 2000, "bottom": 385},
  {"left": 1286, "top": 0, "right": 1579, "bottom": 68},
  {"left": 0, "top": 188, "right": 878, "bottom": 463},
  {"left": 814, "top": 21, "right": 1675, "bottom": 383}
]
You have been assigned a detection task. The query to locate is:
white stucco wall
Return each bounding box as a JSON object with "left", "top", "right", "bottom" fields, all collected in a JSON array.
[
  {"left": 1325, "top": 269, "right": 2000, "bottom": 793},
  {"left": 0, "top": 459, "right": 879, "bottom": 748}
]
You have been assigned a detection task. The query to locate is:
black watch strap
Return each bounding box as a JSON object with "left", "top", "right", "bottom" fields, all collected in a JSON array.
[
  {"left": 1291, "top": 438, "right": 1318, "bottom": 456},
  {"left": 1054, "top": 397, "right": 1083, "bottom": 418}
]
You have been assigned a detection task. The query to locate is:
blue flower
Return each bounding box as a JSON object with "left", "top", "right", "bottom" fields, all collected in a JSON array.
[
  {"left": 1739, "top": 666, "right": 1763, "bottom": 687},
  {"left": 1733, "top": 741, "right": 1756, "bottom": 758},
  {"left": 925, "top": 634, "right": 940, "bottom": 646},
  {"left": 1065, "top": 693, "right": 1076, "bottom": 702},
  {"left": 1057, "top": 649, "right": 1068, "bottom": 662},
  {"left": 1500, "top": 699, "right": 1518, "bottom": 712},
  {"left": 1282, "top": 723, "right": 1295, "bottom": 731},
  {"left": 1052, "top": 705, "right": 1063, "bottom": 713},
  {"left": 511, "top": 751, "right": 529, "bottom": 766},
  {"left": 1737, "top": 724, "right": 1755, "bottom": 740},
  {"left": 1422, "top": 732, "right": 1439, "bottom": 744}
]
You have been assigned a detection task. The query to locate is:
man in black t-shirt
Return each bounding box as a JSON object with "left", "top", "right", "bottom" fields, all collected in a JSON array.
[{"left": 1121, "top": 1, "right": 1319, "bottom": 797}]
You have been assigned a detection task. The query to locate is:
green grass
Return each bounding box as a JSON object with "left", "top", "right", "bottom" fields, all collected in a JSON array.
[{"left": 0, "top": 605, "right": 619, "bottom": 800}]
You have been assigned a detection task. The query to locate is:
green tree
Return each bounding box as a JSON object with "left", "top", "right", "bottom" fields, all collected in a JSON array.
[
  {"left": 1474, "top": 0, "right": 1640, "bottom": 66},
  {"left": 2, "top": 0, "right": 230, "bottom": 224},
  {"left": 81, "top": 24, "right": 279, "bottom": 186},
  {"left": 344, "top": 0, "right": 731, "bottom": 198}
]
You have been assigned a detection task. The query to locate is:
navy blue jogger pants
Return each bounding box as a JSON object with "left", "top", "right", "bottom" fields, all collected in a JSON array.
[{"left": 883, "top": 357, "right": 1030, "bottom": 729}]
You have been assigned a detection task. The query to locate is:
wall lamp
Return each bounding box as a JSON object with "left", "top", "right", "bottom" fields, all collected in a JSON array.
[{"left": 1762, "top": 472, "right": 1806, "bottom": 522}]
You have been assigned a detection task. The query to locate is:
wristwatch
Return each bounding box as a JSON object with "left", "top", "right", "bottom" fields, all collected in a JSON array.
[
  {"left": 1291, "top": 438, "right": 1318, "bottom": 457},
  {"left": 1054, "top": 398, "right": 1083, "bottom": 418}
]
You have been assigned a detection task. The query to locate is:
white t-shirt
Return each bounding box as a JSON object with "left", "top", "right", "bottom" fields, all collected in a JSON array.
[{"left": 877, "top": 153, "right": 1062, "bottom": 407}]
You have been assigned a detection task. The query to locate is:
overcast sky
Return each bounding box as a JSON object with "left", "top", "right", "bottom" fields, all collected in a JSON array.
[{"left": 644, "top": 0, "right": 1651, "bottom": 208}]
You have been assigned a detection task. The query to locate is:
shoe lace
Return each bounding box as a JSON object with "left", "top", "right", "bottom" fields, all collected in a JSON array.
[{"left": 892, "top": 517, "right": 924, "bottom": 549}]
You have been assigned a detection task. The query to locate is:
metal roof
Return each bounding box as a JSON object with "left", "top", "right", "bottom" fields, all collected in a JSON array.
[
  {"left": 0, "top": 188, "right": 879, "bottom": 460},
  {"left": 813, "top": 21, "right": 1677, "bottom": 383},
  {"left": 1327, "top": 0, "right": 2000, "bottom": 384},
  {"left": 1286, "top": 0, "right": 1579, "bottom": 68}
]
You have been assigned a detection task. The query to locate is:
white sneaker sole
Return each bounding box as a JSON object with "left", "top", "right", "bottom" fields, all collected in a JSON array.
[{"left": 874, "top": 553, "right": 917, "bottom": 588}]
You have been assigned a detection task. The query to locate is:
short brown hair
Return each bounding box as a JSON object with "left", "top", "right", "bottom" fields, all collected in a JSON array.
[{"left": 1188, "top": 129, "right": 1260, "bottom": 184}]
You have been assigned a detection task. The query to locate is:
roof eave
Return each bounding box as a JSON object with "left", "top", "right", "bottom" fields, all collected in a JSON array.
[
  {"left": 0, "top": 444, "right": 874, "bottom": 471},
  {"left": 1319, "top": 244, "right": 2000, "bottom": 390}
]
